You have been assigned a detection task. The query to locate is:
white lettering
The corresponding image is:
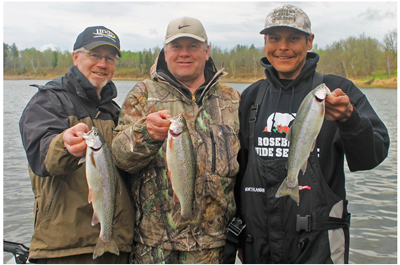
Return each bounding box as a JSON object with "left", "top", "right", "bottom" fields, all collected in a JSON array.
[
  {"left": 258, "top": 137, "right": 263, "bottom": 146},
  {"left": 283, "top": 148, "right": 289, "bottom": 157},
  {"left": 269, "top": 148, "right": 274, "bottom": 156},
  {"left": 276, "top": 148, "right": 282, "bottom": 157},
  {"left": 269, "top": 138, "right": 275, "bottom": 146},
  {"left": 262, "top": 148, "right": 269, "bottom": 156},
  {"left": 245, "top": 187, "right": 265, "bottom": 193},
  {"left": 281, "top": 138, "right": 288, "bottom": 147},
  {"left": 263, "top": 137, "right": 269, "bottom": 146},
  {"left": 255, "top": 147, "right": 261, "bottom": 156},
  {"left": 275, "top": 138, "right": 281, "bottom": 146}
]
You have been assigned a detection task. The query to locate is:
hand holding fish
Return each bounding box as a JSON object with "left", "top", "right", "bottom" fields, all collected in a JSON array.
[
  {"left": 147, "top": 110, "right": 172, "bottom": 141},
  {"left": 63, "top": 123, "right": 89, "bottom": 157},
  {"left": 325, "top": 88, "right": 354, "bottom": 122}
]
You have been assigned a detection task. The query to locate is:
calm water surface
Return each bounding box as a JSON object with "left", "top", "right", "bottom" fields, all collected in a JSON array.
[{"left": 3, "top": 80, "right": 397, "bottom": 263}]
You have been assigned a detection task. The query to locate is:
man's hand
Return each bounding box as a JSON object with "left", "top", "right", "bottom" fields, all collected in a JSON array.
[
  {"left": 325, "top": 88, "right": 353, "bottom": 122},
  {"left": 147, "top": 110, "right": 172, "bottom": 141},
  {"left": 63, "top": 123, "right": 89, "bottom": 157}
]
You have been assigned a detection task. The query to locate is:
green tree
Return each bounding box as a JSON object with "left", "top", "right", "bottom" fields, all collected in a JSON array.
[
  {"left": 3, "top": 43, "right": 9, "bottom": 67},
  {"left": 383, "top": 30, "right": 397, "bottom": 77},
  {"left": 51, "top": 51, "right": 58, "bottom": 68},
  {"left": 10, "top": 43, "right": 19, "bottom": 72}
]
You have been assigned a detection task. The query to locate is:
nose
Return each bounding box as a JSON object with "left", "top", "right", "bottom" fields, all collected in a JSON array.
[
  {"left": 279, "top": 39, "right": 289, "bottom": 50},
  {"left": 96, "top": 56, "right": 108, "bottom": 67},
  {"left": 179, "top": 47, "right": 190, "bottom": 57}
]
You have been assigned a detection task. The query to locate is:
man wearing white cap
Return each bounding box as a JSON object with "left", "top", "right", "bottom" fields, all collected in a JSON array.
[
  {"left": 113, "top": 17, "right": 240, "bottom": 263},
  {"left": 226, "top": 4, "right": 389, "bottom": 264}
]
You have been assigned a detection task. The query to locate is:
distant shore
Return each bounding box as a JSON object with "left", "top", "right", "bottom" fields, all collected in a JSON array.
[{"left": 3, "top": 75, "right": 397, "bottom": 89}]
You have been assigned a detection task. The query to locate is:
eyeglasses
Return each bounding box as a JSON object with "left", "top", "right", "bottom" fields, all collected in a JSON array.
[{"left": 78, "top": 51, "right": 119, "bottom": 65}]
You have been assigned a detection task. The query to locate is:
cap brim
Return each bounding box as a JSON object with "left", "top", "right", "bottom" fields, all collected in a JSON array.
[
  {"left": 165, "top": 33, "right": 206, "bottom": 44},
  {"left": 84, "top": 41, "right": 122, "bottom": 57},
  {"left": 260, "top": 25, "right": 310, "bottom": 35}
]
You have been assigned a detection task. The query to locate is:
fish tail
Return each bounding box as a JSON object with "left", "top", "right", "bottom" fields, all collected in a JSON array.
[
  {"left": 275, "top": 178, "right": 300, "bottom": 204},
  {"left": 93, "top": 237, "right": 119, "bottom": 259}
]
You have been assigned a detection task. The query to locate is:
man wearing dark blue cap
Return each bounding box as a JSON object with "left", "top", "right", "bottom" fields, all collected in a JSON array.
[{"left": 19, "top": 26, "right": 135, "bottom": 263}]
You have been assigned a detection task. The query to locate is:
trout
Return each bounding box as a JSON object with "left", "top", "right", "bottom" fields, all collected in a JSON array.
[
  {"left": 275, "top": 84, "right": 331, "bottom": 204},
  {"left": 79, "top": 127, "right": 119, "bottom": 259},
  {"left": 166, "top": 114, "right": 196, "bottom": 222}
]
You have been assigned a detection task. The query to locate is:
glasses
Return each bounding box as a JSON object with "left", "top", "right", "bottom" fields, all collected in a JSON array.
[{"left": 78, "top": 51, "right": 119, "bottom": 65}]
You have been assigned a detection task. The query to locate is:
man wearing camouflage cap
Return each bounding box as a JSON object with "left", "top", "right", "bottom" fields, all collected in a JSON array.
[
  {"left": 225, "top": 4, "right": 389, "bottom": 263},
  {"left": 113, "top": 17, "right": 240, "bottom": 263}
]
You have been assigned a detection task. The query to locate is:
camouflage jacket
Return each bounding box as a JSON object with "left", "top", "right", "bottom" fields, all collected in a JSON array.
[{"left": 112, "top": 51, "right": 241, "bottom": 251}]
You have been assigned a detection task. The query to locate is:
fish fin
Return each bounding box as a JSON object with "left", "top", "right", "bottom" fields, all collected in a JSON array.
[
  {"left": 286, "top": 126, "right": 292, "bottom": 142},
  {"left": 91, "top": 211, "right": 100, "bottom": 226},
  {"left": 90, "top": 152, "right": 97, "bottom": 169},
  {"left": 169, "top": 138, "right": 173, "bottom": 149},
  {"left": 275, "top": 178, "right": 300, "bottom": 204},
  {"left": 168, "top": 170, "right": 171, "bottom": 181},
  {"left": 173, "top": 192, "right": 180, "bottom": 204},
  {"left": 78, "top": 157, "right": 86, "bottom": 165},
  {"left": 93, "top": 238, "right": 119, "bottom": 259},
  {"left": 88, "top": 189, "right": 93, "bottom": 204},
  {"left": 311, "top": 139, "right": 316, "bottom": 151},
  {"left": 300, "top": 161, "right": 307, "bottom": 174}
]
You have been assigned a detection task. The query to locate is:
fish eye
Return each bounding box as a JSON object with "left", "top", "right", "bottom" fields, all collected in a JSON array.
[{"left": 94, "top": 132, "right": 98, "bottom": 136}]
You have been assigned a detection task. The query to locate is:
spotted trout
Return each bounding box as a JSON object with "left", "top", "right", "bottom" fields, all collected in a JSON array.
[
  {"left": 166, "top": 114, "right": 196, "bottom": 223},
  {"left": 79, "top": 127, "right": 119, "bottom": 259},
  {"left": 275, "top": 84, "right": 331, "bottom": 204}
]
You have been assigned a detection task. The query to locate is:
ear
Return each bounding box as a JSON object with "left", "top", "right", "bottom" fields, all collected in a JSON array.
[
  {"left": 307, "top": 34, "right": 315, "bottom": 51},
  {"left": 72, "top": 51, "right": 79, "bottom": 67},
  {"left": 205, "top": 44, "right": 210, "bottom": 61},
  {"left": 263, "top": 35, "right": 268, "bottom": 53}
]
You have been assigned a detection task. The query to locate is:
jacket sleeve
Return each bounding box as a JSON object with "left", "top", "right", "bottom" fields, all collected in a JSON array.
[
  {"left": 328, "top": 77, "right": 390, "bottom": 172},
  {"left": 112, "top": 81, "right": 164, "bottom": 174},
  {"left": 19, "top": 89, "right": 82, "bottom": 177}
]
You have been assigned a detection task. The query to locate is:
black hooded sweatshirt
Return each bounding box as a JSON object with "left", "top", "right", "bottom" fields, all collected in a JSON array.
[{"left": 236, "top": 52, "right": 389, "bottom": 203}]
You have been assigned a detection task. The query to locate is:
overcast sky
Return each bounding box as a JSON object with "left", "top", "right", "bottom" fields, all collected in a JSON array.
[{"left": 2, "top": 1, "right": 398, "bottom": 53}]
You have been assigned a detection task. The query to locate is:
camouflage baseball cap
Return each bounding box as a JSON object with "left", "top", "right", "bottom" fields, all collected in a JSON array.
[{"left": 260, "top": 4, "right": 311, "bottom": 35}]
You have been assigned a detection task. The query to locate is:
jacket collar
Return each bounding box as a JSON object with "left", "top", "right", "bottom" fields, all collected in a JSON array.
[{"left": 67, "top": 65, "right": 117, "bottom": 107}]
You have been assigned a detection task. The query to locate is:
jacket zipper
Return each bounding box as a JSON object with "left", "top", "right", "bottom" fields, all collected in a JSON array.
[{"left": 210, "top": 129, "right": 216, "bottom": 173}]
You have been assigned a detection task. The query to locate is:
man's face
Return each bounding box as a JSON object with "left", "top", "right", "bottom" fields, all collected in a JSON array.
[
  {"left": 72, "top": 45, "right": 117, "bottom": 90},
  {"left": 264, "top": 27, "right": 314, "bottom": 79},
  {"left": 164, "top": 37, "right": 209, "bottom": 86}
]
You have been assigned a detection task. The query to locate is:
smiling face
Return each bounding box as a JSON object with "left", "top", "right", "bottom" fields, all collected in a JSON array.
[
  {"left": 264, "top": 27, "right": 314, "bottom": 79},
  {"left": 164, "top": 37, "right": 209, "bottom": 91},
  {"left": 72, "top": 45, "right": 117, "bottom": 94}
]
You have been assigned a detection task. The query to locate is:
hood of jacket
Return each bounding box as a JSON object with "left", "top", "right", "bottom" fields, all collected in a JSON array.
[
  {"left": 260, "top": 52, "right": 320, "bottom": 91},
  {"left": 150, "top": 48, "right": 226, "bottom": 103}
]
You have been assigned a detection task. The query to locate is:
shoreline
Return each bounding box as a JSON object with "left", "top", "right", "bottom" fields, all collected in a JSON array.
[{"left": 3, "top": 75, "right": 397, "bottom": 89}]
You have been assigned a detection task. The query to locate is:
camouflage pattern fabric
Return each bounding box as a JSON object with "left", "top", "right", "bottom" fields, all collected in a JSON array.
[
  {"left": 113, "top": 55, "right": 241, "bottom": 252},
  {"left": 132, "top": 243, "right": 224, "bottom": 264}
]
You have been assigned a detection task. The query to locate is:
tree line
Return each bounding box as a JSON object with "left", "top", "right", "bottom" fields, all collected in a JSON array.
[{"left": 3, "top": 30, "right": 397, "bottom": 80}]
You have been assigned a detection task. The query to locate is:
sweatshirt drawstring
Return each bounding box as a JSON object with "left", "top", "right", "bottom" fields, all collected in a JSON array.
[
  {"left": 270, "top": 87, "right": 283, "bottom": 135},
  {"left": 289, "top": 87, "right": 295, "bottom": 118}
]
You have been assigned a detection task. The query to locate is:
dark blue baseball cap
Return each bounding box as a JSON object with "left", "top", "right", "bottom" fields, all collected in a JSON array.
[{"left": 74, "top": 26, "right": 121, "bottom": 57}]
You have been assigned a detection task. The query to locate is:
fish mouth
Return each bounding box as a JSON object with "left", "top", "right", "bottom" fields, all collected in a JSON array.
[
  {"left": 169, "top": 129, "right": 181, "bottom": 138},
  {"left": 314, "top": 95, "right": 324, "bottom": 102},
  {"left": 90, "top": 146, "right": 102, "bottom": 151}
]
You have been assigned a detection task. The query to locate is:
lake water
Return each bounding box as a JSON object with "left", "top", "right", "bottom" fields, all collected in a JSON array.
[{"left": 3, "top": 80, "right": 397, "bottom": 263}]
